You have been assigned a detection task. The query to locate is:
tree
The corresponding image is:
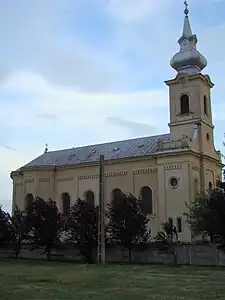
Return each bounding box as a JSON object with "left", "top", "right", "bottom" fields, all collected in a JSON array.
[
  {"left": 106, "top": 193, "right": 150, "bottom": 263},
  {"left": 155, "top": 221, "right": 179, "bottom": 264},
  {"left": 222, "top": 133, "right": 225, "bottom": 181},
  {"left": 28, "top": 197, "right": 63, "bottom": 260},
  {"left": 184, "top": 195, "right": 210, "bottom": 241},
  {"left": 185, "top": 187, "right": 225, "bottom": 247},
  {"left": 67, "top": 198, "right": 98, "bottom": 264},
  {"left": 0, "top": 206, "right": 11, "bottom": 248},
  {"left": 217, "top": 181, "right": 225, "bottom": 190},
  {"left": 9, "top": 206, "right": 30, "bottom": 259}
]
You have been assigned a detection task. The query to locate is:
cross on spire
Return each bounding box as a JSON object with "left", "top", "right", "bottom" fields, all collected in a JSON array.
[
  {"left": 184, "top": 1, "right": 189, "bottom": 16},
  {"left": 44, "top": 143, "right": 48, "bottom": 153}
]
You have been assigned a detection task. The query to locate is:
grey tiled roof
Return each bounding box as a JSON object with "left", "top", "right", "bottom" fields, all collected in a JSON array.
[{"left": 21, "top": 133, "right": 170, "bottom": 169}]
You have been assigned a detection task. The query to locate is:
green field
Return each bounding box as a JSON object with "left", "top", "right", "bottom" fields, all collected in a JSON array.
[{"left": 0, "top": 260, "right": 225, "bottom": 299}]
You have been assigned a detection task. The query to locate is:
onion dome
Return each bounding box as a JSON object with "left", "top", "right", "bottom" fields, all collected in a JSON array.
[{"left": 170, "top": 1, "right": 207, "bottom": 75}]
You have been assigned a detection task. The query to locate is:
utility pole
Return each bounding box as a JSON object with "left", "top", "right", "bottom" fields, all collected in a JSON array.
[{"left": 97, "top": 155, "right": 105, "bottom": 264}]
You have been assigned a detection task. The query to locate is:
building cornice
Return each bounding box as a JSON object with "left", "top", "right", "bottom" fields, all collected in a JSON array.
[{"left": 10, "top": 147, "right": 222, "bottom": 179}]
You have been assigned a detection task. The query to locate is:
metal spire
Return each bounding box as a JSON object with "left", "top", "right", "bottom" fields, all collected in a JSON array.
[
  {"left": 182, "top": 1, "right": 192, "bottom": 38},
  {"left": 44, "top": 143, "right": 48, "bottom": 153}
]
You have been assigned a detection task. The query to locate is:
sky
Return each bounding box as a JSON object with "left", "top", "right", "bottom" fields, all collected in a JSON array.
[{"left": 0, "top": 0, "right": 225, "bottom": 212}]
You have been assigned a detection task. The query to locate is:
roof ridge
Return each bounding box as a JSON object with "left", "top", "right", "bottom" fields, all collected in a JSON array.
[
  {"left": 46, "top": 133, "right": 170, "bottom": 154},
  {"left": 18, "top": 133, "right": 171, "bottom": 170}
]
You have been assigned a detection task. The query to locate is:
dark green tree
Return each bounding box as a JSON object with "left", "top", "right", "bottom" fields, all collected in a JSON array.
[
  {"left": 0, "top": 206, "right": 11, "bottom": 248},
  {"left": 9, "top": 206, "right": 30, "bottom": 259},
  {"left": 67, "top": 198, "right": 98, "bottom": 264},
  {"left": 217, "top": 181, "right": 225, "bottom": 190},
  {"left": 155, "top": 221, "right": 179, "bottom": 264},
  {"left": 28, "top": 197, "right": 63, "bottom": 260},
  {"left": 184, "top": 195, "right": 210, "bottom": 240},
  {"left": 222, "top": 134, "right": 225, "bottom": 181},
  {"left": 185, "top": 187, "right": 225, "bottom": 247},
  {"left": 106, "top": 193, "right": 150, "bottom": 263}
]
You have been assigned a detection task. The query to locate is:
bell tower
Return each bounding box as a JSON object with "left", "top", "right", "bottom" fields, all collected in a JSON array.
[{"left": 165, "top": 1, "right": 218, "bottom": 160}]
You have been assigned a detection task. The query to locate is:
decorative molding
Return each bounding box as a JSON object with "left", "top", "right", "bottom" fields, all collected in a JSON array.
[
  {"left": 164, "top": 164, "right": 182, "bottom": 170},
  {"left": 105, "top": 171, "right": 128, "bottom": 177},
  {"left": 25, "top": 178, "right": 34, "bottom": 183},
  {"left": 57, "top": 176, "right": 74, "bottom": 182},
  {"left": 39, "top": 177, "right": 51, "bottom": 183},
  {"left": 78, "top": 174, "right": 99, "bottom": 180},
  {"left": 192, "top": 166, "right": 200, "bottom": 171},
  {"left": 133, "top": 168, "right": 157, "bottom": 174},
  {"left": 148, "top": 213, "right": 156, "bottom": 219},
  {"left": 78, "top": 171, "right": 128, "bottom": 180}
]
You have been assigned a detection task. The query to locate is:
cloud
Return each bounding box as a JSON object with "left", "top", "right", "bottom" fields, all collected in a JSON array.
[
  {"left": 0, "top": 70, "right": 168, "bottom": 143},
  {"left": 1, "top": 145, "right": 16, "bottom": 152},
  {"left": 35, "top": 113, "right": 59, "bottom": 120},
  {"left": 104, "top": 0, "right": 170, "bottom": 22},
  {"left": 106, "top": 117, "right": 156, "bottom": 136},
  {"left": 0, "top": 0, "right": 128, "bottom": 93}
]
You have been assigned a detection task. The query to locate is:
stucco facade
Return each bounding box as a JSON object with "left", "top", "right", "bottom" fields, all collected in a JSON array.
[{"left": 10, "top": 8, "right": 223, "bottom": 242}]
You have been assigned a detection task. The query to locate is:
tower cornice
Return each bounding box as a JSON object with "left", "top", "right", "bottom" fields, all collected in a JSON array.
[{"left": 165, "top": 73, "right": 214, "bottom": 88}]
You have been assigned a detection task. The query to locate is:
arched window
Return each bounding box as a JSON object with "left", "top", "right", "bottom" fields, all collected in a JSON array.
[
  {"left": 208, "top": 182, "right": 213, "bottom": 192},
  {"left": 177, "top": 217, "right": 182, "bottom": 233},
  {"left": 84, "top": 190, "right": 95, "bottom": 206},
  {"left": 140, "top": 186, "right": 153, "bottom": 214},
  {"left": 180, "top": 94, "right": 190, "bottom": 114},
  {"left": 61, "top": 193, "right": 71, "bottom": 217},
  {"left": 204, "top": 96, "right": 208, "bottom": 115},
  {"left": 112, "top": 188, "right": 123, "bottom": 201},
  {"left": 168, "top": 218, "right": 173, "bottom": 229},
  {"left": 25, "top": 194, "right": 34, "bottom": 212}
]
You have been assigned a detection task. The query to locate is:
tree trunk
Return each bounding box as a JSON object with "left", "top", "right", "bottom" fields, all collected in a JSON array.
[
  {"left": 45, "top": 245, "right": 51, "bottom": 261},
  {"left": 47, "top": 251, "right": 51, "bottom": 261},
  {"left": 15, "top": 248, "right": 20, "bottom": 260},
  {"left": 13, "top": 241, "right": 20, "bottom": 259},
  {"left": 172, "top": 248, "right": 178, "bottom": 265},
  {"left": 128, "top": 248, "right": 132, "bottom": 263},
  {"left": 82, "top": 244, "right": 94, "bottom": 264}
]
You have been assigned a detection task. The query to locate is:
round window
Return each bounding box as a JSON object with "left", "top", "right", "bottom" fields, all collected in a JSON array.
[{"left": 170, "top": 177, "right": 178, "bottom": 188}]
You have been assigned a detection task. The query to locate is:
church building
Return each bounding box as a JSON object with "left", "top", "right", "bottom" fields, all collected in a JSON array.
[{"left": 10, "top": 4, "right": 223, "bottom": 241}]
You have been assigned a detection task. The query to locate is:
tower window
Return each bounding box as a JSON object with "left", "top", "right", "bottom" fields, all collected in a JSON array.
[
  {"left": 180, "top": 94, "right": 190, "bottom": 114},
  {"left": 204, "top": 96, "right": 208, "bottom": 115}
]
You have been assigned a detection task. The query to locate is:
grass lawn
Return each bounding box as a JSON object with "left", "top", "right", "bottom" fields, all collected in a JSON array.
[{"left": 0, "top": 260, "right": 225, "bottom": 299}]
